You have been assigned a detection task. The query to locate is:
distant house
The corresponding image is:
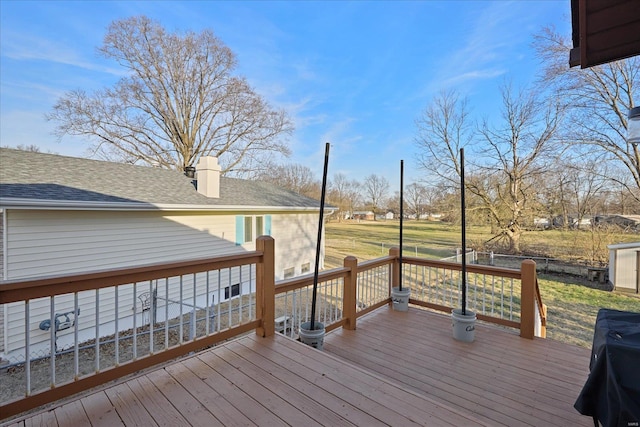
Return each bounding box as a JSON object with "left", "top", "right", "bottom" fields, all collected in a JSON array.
[
  {"left": 0, "top": 148, "right": 327, "bottom": 361},
  {"left": 596, "top": 214, "right": 640, "bottom": 231},
  {"left": 385, "top": 211, "right": 394, "bottom": 220},
  {"left": 351, "top": 211, "right": 374, "bottom": 221},
  {"left": 552, "top": 214, "right": 592, "bottom": 229},
  {"left": 533, "top": 218, "right": 551, "bottom": 229}
]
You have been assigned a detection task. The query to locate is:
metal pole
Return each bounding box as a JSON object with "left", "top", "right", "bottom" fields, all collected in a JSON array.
[
  {"left": 310, "top": 143, "right": 330, "bottom": 330},
  {"left": 460, "top": 148, "right": 467, "bottom": 316},
  {"left": 399, "top": 160, "right": 404, "bottom": 291}
]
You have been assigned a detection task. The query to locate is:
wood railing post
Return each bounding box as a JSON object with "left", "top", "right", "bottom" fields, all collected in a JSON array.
[
  {"left": 343, "top": 256, "right": 358, "bottom": 330},
  {"left": 520, "top": 259, "right": 537, "bottom": 339},
  {"left": 388, "top": 247, "right": 400, "bottom": 305},
  {"left": 256, "top": 236, "right": 275, "bottom": 337}
]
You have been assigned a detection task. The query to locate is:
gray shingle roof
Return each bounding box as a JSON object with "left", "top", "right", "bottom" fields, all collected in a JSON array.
[{"left": 0, "top": 148, "right": 321, "bottom": 210}]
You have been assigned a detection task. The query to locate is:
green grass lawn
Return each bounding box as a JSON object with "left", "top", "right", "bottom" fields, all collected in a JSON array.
[
  {"left": 538, "top": 274, "right": 640, "bottom": 347},
  {"left": 325, "top": 220, "right": 640, "bottom": 348}
]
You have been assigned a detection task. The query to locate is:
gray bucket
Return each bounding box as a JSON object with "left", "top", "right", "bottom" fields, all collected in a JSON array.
[
  {"left": 391, "top": 287, "right": 410, "bottom": 311},
  {"left": 452, "top": 308, "right": 476, "bottom": 342},
  {"left": 299, "top": 321, "right": 325, "bottom": 350}
]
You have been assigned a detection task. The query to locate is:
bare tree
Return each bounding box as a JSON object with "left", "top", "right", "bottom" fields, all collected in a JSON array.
[
  {"left": 475, "top": 85, "right": 562, "bottom": 251},
  {"left": 415, "top": 86, "right": 562, "bottom": 252},
  {"left": 362, "top": 174, "right": 389, "bottom": 219},
  {"left": 328, "top": 173, "right": 361, "bottom": 221},
  {"left": 385, "top": 191, "right": 400, "bottom": 217},
  {"left": 415, "top": 90, "right": 472, "bottom": 185},
  {"left": 256, "top": 163, "right": 319, "bottom": 199},
  {"left": 538, "top": 158, "right": 610, "bottom": 228},
  {"left": 47, "top": 16, "right": 292, "bottom": 174},
  {"left": 405, "top": 183, "right": 427, "bottom": 219},
  {"left": 4, "top": 144, "right": 41, "bottom": 152},
  {"left": 534, "top": 27, "right": 640, "bottom": 203}
]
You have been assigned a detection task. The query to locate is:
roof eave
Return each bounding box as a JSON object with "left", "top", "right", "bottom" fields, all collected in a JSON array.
[{"left": 0, "top": 198, "right": 326, "bottom": 213}]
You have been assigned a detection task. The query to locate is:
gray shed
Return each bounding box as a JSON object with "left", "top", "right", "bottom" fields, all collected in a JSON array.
[{"left": 608, "top": 242, "right": 640, "bottom": 293}]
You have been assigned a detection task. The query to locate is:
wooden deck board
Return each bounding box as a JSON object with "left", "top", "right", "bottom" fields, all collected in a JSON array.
[
  {"left": 144, "top": 368, "right": 221, "bottom": 427},
  {"left": 22, "top": 412, "right": 57, "bottom": 427},
  {"left": 126, "top": 375, "right": 191, "bottom": 426},
  {"left": 103, "top": 382, "right": 158, "bottom": 427},
  {"left": 250, "top": 331, "right": 486, "bottom": 426},
  {"left": 3, "top": 306, "right": 594, "bottom": 427},
  {"left": 52, "top": 400, "right": 90, "bottom": 427},
  {"left": 176, "top": 356, "right": 282, "bottom": 426},
  {"left": 79, "top": 391, "right": 124, "bottom": 427},
  {"left": 163, "top": 359, "right": 256, "bottom": 426},
  {"left": 323, "top": 306, "right": 592, "bottom": 427},
  {"left": 327, "top": 314, "right": 574, "bottom": 424},
  {"left": 221, "top": 341, "right": 359, "bottom": 426}
]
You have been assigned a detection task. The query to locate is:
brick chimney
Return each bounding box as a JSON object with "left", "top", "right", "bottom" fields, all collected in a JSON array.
[{"left": 195, "top": 156, "right": 221, "bottom": 198}]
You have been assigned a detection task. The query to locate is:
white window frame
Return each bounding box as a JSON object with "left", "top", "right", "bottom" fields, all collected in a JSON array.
[
  {"left": 243, "top": 216, "right": 253, "bottom": 243},
  {"left": 283, "top": 267, "right": 295, "bottom": 279},
  {"left": 301, "top": 262, "right": 311, "bottom": 275}
]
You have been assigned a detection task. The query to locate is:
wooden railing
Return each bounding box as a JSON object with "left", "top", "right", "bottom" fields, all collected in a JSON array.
[
  {"left": 0, "top": 236, "right": 544, "bottom": 420},
  {"left": 391, "top": 247, "right": 546, "bottom": 339}
]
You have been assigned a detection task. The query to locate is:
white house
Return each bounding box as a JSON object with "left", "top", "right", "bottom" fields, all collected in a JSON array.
[
  {"left": 0, "top": 148, "right": 328, "bottom": 362},
  {"left": 608, "top": 242, "right": 640, "bottom": 293}
]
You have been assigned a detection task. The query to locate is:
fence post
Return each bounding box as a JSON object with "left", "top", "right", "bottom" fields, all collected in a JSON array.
[
  {"left": 343, "top": 256, "right": 358, "bottom": 330},
  {"left": 256, "top": 236, "right": 275, "bottom": 338},
  {"left": 520, "top": 259, "right": 537, "bottom": 339},
  {"left": 388, "top": 247, "right": 400, "bottom": 304}
]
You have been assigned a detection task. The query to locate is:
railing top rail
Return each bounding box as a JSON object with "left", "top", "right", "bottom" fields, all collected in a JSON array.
[
  {"left": 356, "top": 255, "right": 395, "bottom": 273},
  {"left": 275, "top": 267, "right": 350, "bottom": 294},
  {"left": 0, "top": 251, "right": 263, "bottom": 304},
  {"left": 402, "top": 256, "right": 522, "bottom": 279}
]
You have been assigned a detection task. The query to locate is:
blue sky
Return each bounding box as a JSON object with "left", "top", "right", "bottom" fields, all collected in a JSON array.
[{"left": 0, "top": 1, "right": 571, "bottom": 190}]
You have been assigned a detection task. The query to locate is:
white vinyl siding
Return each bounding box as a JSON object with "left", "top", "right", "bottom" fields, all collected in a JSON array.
[
  {"left": 4, "top": 210, "right": 243, "bottom": 279},
  {"left": 4, "top": 209, "right": 318, "bottom": 280},
  {"left": 1, "top": 209, "right": 4, "bottom": 353},
  {"left": 1, "top": 209, "right": 4, "bottom": 279},
  {"left": 0, "top": 303, "right": 3, "bottom": 354},
  {"left": 271, "top": 212, "right": 321, "bottom": 280},
  {"left": 1, "top": 208, "right": 320, "bottom": 359}
]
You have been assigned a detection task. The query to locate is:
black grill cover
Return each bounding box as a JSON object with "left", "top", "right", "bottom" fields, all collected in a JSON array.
[{"left": 574, "top": 309, "right": 640, "bottom": 427}]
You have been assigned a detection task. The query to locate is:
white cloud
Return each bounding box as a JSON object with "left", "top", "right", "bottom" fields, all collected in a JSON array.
[
  {"left": 1, "top": 30, "right": 124, "bottom": 76},
  {"left": 440, "top": 68, "right": 507, "bottom": 88},
  {"left": 421, "top": 2, "right": 529, "bottom": 97}
]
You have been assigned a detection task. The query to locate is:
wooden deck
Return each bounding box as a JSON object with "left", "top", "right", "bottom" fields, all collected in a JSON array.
[
  {"left": 325, "top": 307, "right": 593, "bottom": 426},
  {"left": 2, "top": 306, "right": 593, "bottom": 426}
]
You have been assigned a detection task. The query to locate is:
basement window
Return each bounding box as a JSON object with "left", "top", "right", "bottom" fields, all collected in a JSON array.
[
  {"left": 284, "top": 267, "right": 295, "bottom": 279},
  {"left": 301, "top": 263, "right": 311, "bottom": 274},
  {"left": 224, "top": 283, "right": 240, "bottom": 299}
]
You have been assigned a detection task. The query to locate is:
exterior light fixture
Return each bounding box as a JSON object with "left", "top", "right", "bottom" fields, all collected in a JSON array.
[{"left": 629, "top": 107, "right": 640, "bottom": 145}]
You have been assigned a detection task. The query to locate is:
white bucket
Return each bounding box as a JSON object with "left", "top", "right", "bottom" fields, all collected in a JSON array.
[
  {"left": 299, "top": 321, "right": 325, "bottom": 350},
  {"left": 452, "top": 308, "right": 476, "bottom": 342},
  {"left": 391, "top": 287, "right": 410, "bottom": 312}
]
